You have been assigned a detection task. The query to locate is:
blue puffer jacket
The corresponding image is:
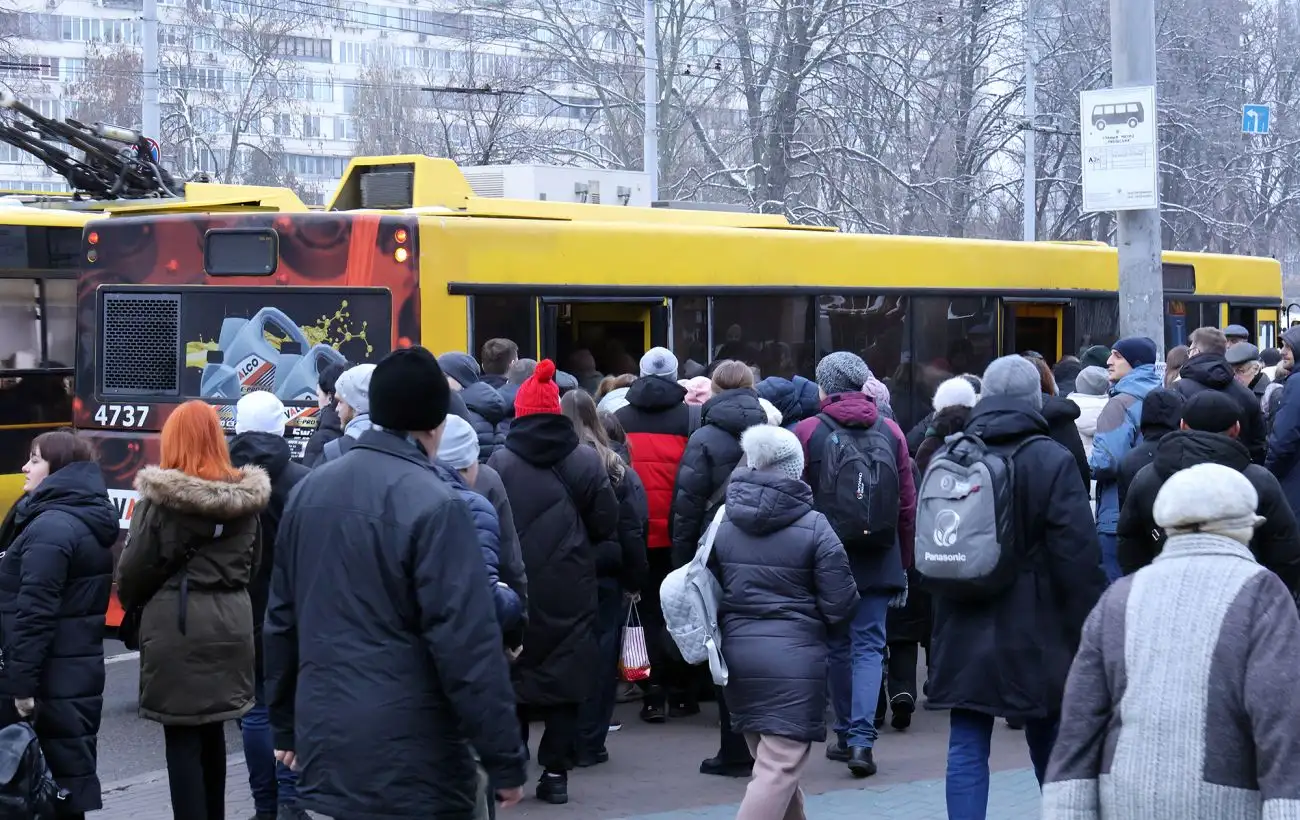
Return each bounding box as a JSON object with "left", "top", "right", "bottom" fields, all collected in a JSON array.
[
  {"left": 432, "top": 462, "right": 524, "bottom": 634},
  {"left": 756, "top": 376, "right": 821, "bottom": 431},
  {"left": 1089, "top": 365, "right": 1160, "bottom": 533}
]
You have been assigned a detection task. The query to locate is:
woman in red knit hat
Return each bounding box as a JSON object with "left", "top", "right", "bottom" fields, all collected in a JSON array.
[{"left": 487, "top": 360, "right": 622, "bottom": 805}]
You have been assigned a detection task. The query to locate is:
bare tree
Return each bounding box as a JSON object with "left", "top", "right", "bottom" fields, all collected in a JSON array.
[{"left": 61, "top": 43, "right": 142, "bottom": 129}]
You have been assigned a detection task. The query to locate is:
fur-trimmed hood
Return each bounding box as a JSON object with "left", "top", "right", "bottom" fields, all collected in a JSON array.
[{"left": 134, "top": 465, "right": 271, "bottom": 520}]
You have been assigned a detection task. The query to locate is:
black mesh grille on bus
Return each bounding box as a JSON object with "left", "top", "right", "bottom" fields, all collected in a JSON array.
[
  {"left": 101, "top": 293, "right": 181, "bottom": 395},
  {"left": 360, "top": 170, "right": 414, "bottom": 209}
]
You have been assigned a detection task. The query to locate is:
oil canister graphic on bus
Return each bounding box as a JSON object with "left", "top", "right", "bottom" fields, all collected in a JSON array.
[
  {"left": 274, "top": 342, "right": 346, "bottom": 402},
  {"left": 218, "top": 307, "right": 312, "bottom": 393},
  {"left": 199, "top": 350, "right": 241, "bottom": 399}
]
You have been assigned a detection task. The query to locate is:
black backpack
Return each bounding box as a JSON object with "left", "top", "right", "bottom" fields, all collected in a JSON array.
[
  {"left": 808, "top": 414, "right": 900, "bottom": 551},
  {"left": 0, "top": 721, "right": 65, "bottom": 819}
]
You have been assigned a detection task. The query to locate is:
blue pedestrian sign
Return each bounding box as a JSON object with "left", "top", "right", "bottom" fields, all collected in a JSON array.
[{"left": 1243, "top": 104, "right": 1271, "bottom": 135}]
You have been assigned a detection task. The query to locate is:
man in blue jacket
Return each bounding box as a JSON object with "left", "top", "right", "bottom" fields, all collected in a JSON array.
[{"left": 1089, "top": 336, "right": 1161, "bottom": 583}]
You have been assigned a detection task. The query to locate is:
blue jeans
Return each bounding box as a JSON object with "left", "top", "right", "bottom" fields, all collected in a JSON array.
[
  {"left": 827, "top": 591, "right": 891, "bottom": 749},
  {"left": 945, "top": 708, "right": 1058, "bottom": 820},
  {"left": 1098, "top": 532, "right": 1121, "bottom": 584},
  {"left": 240, "top": 702, "right": 299, "bottom": 811}
]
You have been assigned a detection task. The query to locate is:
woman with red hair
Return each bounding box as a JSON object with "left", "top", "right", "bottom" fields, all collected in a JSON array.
[{"left": 117, "top": 400, "right": 270, "bottom": 820}]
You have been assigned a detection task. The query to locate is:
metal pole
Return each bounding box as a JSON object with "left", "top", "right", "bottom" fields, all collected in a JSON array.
[
  {"left": 643, "top": 0, "right": 659, "bottom": 199},
  {"left": 142, "top": 0, "right": 160, "bottom": 141},
  {"left": 1110, "top": 0, "right": 1164, "bottom": 346},
  {"left": 1022, "top": 0, "right": 1036, "bottom": 242}
]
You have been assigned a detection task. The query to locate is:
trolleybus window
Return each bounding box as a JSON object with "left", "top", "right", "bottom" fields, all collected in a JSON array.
[
  {"left": 671, "top": 296, "right": 708, "bottom": 373},
  {"left": 711, "top": 295, "right": 815, "bottom": 380}
]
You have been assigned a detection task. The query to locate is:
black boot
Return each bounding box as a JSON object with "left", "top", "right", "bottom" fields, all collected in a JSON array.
[
  {"left": 890, "top": 693, "right": 915, "bottom": 731},
  {"left": 825, "top": 737, "right": 851, "bottom": 763},
  {"left": 536, "top": 772, "right": 569, "bottom": 805},
  {"left": 699, "top": 756, "right": 753, "bottom": 777},
  {"left": 847, "top": 747, "right": 877, "bottom": 778}
]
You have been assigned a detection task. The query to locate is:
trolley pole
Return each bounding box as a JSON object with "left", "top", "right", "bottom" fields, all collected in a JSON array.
[
  {"left": 643, "top": 0, "right": 659, "bottom": 199},
  {"left": 1110, "top": 0, "right": 1164, "bottom": 347},
  {"left": 1022, "top": 0, "right": 1037, "bottom": 242},
  {"left": 142, "top": 0, "right": 160, "bottom": 142}
]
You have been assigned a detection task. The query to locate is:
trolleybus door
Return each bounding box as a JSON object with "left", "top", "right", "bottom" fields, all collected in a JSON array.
[{"left": 1001, "top": 300, "right": 1066, "bottom": 365}]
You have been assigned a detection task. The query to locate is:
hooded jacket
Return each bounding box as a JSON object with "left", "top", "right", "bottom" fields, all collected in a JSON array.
[
  {"left": 610, "top": 443, "right": 650, "bottom": 594},
  {"left": 265, "top": 429, "right": 526, "bottom": 819},
  {"left": 488, "top": 414, "right": 620, "bottom": 705},
  {"left": 794, "top": 392, "right": 916, "bottom": 593},
  {"left": 1117, "top": 431, "right": 1300, "bottom": 592},
  {"left": 1266, "top": 326, "right": 1300, "bottom": 511},
  {"left": 755, "top": 376, "right": 821, "bottom": 432},
  {"left": 1174, "top": 353, "right": 1267, "bottom": 464},
  {"left": 473, "top": 463, "right": 528, "bottom": 614},
  {"left": 301, "top": 400, "right": 343, "bottom": 467},
  {"left": 615, "top": 376, "right": 698, "bottom": 549},
  {"left": 228, "top": 431, "right": 309, "bottom": 690},
  {"left": 0, "top": 462, "right": 116, "bottom": 812},
  {"left": 709, "top": 469, "right": 858, "bottom": 743},
  {"left": 117, "top": 465, "right": 270, "bottom": 726},
  {"left": 1042, "top": 394, "right": 1090, "bottom": 492},
  {"left": 1116, "top": 388, "right": 1183, "bottom": 509},
  {"left": 1090, "top": 365, "right": 1162, "bottom": 533},
  {"left": 431, "top": 461, "right": 524, "bottom": 637},
  {"left": 669, "top": 388, "right": 768, "bottom": 566},
  {"left": 926, "top": 397, "right": 1105, "bottom": 720},
  {"left": 460, "top": 382, "right": 510, "bottom": 464}
]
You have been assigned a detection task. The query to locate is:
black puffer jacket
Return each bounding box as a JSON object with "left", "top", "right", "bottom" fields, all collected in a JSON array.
[
  {"left": 0, "top": 462, "right": 116, "bottom": 812},
  {"left": 1041, "top": 394, "right": 1090, "bottom": 492},
  {"left": 926, "top": 397, "right": 1106, "bottom": 721},
  {"left": 669, "top": 388, "right": 767, "bottom": 566},
  {"left": 611, "top": 445, "right": 650, "bottom": 594},
  {"left": 1116, "top": 388, "right": 1184, "bottom": 509},
  {"left": 462, "top": 382, "right": 509, "bottom": 464},
  {"left": 1175, "top": 353, "right": 1268, "bottom": 464},
  {"left": 710, "top": 467, "right": 858, "bottom": 743},
  {"left": 488, "top": 414, "right": 620, "bottom": 705},
  {"left": 228, "top": 431, "right": 309, "bottom": 691},
  {"left": 266, "top": 429, "right": 525, "bottom": 818},
  {"left": 1117, "top": 430, "right": 1300, "bottom": 592},
  {"left": 301, "top": 401, "right": 343, "bottom": 467}
]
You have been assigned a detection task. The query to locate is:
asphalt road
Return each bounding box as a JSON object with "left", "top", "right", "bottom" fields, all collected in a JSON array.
[{"left": 99, "top": 640, "right": 243, "bottom": 785}]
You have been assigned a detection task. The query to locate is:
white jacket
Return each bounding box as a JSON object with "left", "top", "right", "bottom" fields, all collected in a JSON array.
[{"left": 1068, "top": 392, "right": 1110, "bottom": 459}]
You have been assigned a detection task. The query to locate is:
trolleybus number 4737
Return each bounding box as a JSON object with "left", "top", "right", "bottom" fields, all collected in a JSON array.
[{"left": 93, "top": 404, "right": 150, "bottom": 429}]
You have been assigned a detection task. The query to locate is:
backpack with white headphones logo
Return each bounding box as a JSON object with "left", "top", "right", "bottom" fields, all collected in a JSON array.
[{"left": 914, "top": 433, "right": 1048, "bottom": 602}]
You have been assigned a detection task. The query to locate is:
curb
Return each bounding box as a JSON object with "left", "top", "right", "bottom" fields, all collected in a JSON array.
[{"left": 101, "top": 752, "right": 246, "bottom": 794}]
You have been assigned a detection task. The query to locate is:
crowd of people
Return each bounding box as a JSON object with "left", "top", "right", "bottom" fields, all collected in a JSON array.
[{"left": 3, "top": 322, "right": 1300, "bottom": 819}]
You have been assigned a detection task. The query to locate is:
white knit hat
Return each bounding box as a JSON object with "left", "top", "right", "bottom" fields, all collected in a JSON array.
[
  {"left": 235, "top": 390, "right": 286, "bottom": 437},
  {"left": 436, "top": 414, "right": 479, "bottom": 470},
  {"left": 932, "top": 377, "right": 978, "bottom": 411},
  {"left": 1154, "top": 463, "right": 1264, "bottom": 546},
  {"left": 741, "top": 425, "right": 804, "bottom": 481},
  {"left": 335, "top": 363, "right": 377, "bottom": 416}
]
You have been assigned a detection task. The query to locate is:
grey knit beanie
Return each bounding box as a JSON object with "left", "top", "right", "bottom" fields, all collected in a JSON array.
[
  {"left": 982, "top": 356, "right": 1043, "bottom": 411},
  {"left": 640, "top": 347, "right": 679, "bottom": 379},
  {"left": 1074, "top": 366, "right": 1111, "bottom": 396},
  {"left": 816, "top": 352, "right": 870, "bottom": 395}
]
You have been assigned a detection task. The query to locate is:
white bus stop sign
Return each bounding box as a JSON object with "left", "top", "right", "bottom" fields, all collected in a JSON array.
[{"left": 1080, "top": 85, "right": 1159, "bottom": 213}]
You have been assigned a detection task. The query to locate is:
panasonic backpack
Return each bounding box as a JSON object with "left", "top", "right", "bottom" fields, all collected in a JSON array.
[{"left": 914, "top": 433, "right": 1047, "bottom": 601}]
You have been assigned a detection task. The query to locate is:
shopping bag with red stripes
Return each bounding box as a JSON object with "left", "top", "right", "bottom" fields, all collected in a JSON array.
[{"left": 619, "top": 604, "right": 651, "bottom": 682}]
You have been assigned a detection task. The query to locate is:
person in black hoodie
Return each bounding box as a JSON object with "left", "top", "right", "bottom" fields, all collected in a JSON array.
[
  {"left": 560, "top": 391, "right": 648, "bottom": 768},
  {"left": 0, "top": 431, "right": 117, "bottom": 819},
  {"left": 1116, "top": 389, "right": 1184, "bottom": 509},
  {"left": 1026, "top": 354, "right": 1090, "bottom": 491},
  {"left": 487, "top": 360, "right": 620, "bottom": 805},
  {"left": 299, "top": 361, "right": 346, "bottom": 467},
  {"left": 1174, "top": 327, "right": 1268, "bottom": 464},
  {"left": 440, "top": 352, "right": 510, "bottom": 463},
  {"left": 228, "top": 391, "right": 311, "bottom": 820},
  {"left": 1118, "top": 391, "right": 1300, "bottom": 591}
]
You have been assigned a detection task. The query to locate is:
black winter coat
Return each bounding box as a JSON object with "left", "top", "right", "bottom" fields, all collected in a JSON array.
[
  {"left": 611, "top": 447, "right": 650, "bottom": 594},
  {"left": 300, "top": 401, "right": 343, "bottom": 467},
  {"left": 710, "top": 470, "right": 858, "bottom": 742},
  {"left": 1117, "top": 430, "right": 1300, "bottom": 592},
  {"left": 266, "top": 429, "right": 526, "bottom": 819},
  {"left": 1041, "top": 394, "right": 1090, "bottom": 492},
  {"left": 925, "top": 397, "right": 1106, "bottom": 721},
  {"left": 488, "top": 414, "right": 620, "bottom": 706},
  {"left": 1175, "top": 353, "right": 1268, "bottom": 464},
  {"left": 1115, "top": 387, "right": 1185, "bottom": 509},
  {"left": 228, "top": 432, "right": 309, "bottom": 691},
  {"left": 0, "top": 462, "right": 116, "bottom": 812},
  {"left": 461, "top": 382, "right": 509, "bottom": 464},
  {"left": 669, "top": 388, "right": 767, "bottom": 566}
]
